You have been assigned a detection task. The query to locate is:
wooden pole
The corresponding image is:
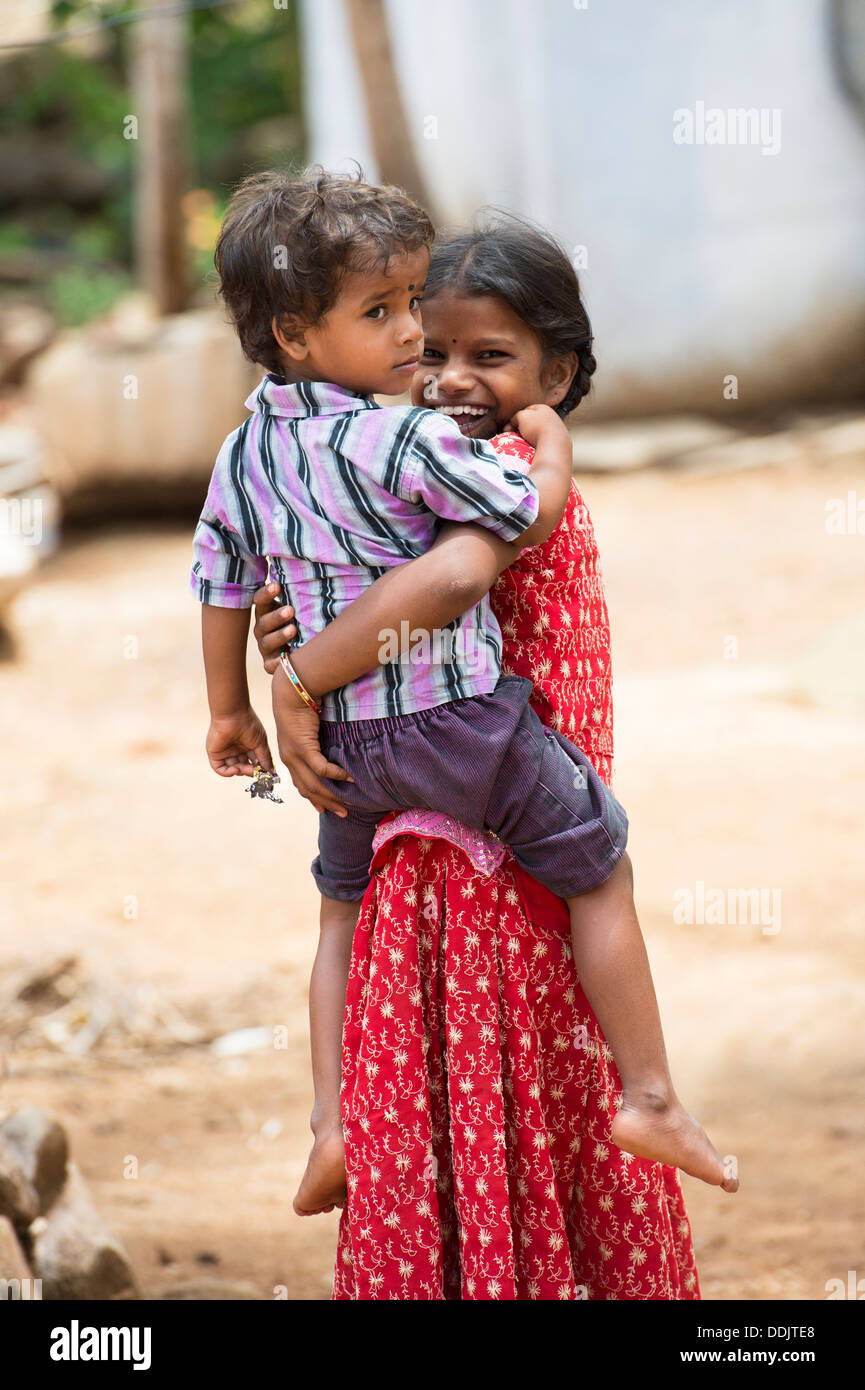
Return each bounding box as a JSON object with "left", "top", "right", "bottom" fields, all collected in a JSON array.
[
  {"left": 344, "top": 0, "right": 434, "bottom": 216},
  {"left": 131, "top": 0, "right": 190, "bottom": 315}
]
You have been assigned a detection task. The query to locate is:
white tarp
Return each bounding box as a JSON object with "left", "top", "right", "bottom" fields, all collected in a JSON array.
[{"left": 300, "top": 0, "right": 865, "bottom": 414}]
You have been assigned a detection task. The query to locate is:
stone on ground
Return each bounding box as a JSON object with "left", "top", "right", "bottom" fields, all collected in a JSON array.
[
  {"left": 0, "top": 1107, "right": 69, "bottom": 1212},
  {"left": 30, "top": 1162, "right": 138, "bottom": 1300}
]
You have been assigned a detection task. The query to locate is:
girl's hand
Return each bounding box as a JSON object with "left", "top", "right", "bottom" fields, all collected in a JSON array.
[
  {"left": 506, "top": 403, "right": 569, "bottom": 449},
  {"left": 206, "top": 707, "right": 274, "bottom": 777},
  {"left": 272, "top": 664, "right": 353, "bottom": 817},
  {"left": 252, "top": 582, "right": 298, "bottom": 674}
]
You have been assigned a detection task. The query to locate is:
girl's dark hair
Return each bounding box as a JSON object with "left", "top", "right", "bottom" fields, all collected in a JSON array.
[{"left": 425, "top": 213, "right": 596, "bottom": 416}]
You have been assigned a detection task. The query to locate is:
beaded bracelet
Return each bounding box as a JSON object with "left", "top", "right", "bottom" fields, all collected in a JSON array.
[{"left": 279, "top": 649, "right": 321, "bottom": 714}]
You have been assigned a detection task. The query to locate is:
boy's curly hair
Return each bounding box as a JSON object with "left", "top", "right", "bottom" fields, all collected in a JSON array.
[{"left": 214, "top": 166, "right": 435, "bottom": 377}]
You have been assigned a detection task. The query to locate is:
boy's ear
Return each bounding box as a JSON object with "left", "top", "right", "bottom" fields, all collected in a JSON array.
[
  {"left": 272, "top": 313, "right": 309, "bottom": 362},
  {"left": 542, "top": 351, "right": 578, "bottom": 408}
]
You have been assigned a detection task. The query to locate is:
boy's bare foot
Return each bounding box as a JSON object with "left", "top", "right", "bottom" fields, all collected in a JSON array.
[
  {"left": 293, "top": 1125, "right": 347, "bottom": 1216},
  {"left": 611, "top": 1092, "right": 739, "bottom": 1192}
]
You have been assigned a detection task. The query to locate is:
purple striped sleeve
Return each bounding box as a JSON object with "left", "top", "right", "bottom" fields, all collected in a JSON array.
[
  {"left": 189, "top": 459, "right": 268, "bottom": 607},
  {"left": 404, "top": 412, "right": 540, "bottom": 542}
]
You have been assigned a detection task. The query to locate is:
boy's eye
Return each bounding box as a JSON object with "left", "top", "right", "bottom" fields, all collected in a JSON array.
[{"left": 365, "top": 305, "right": 387, "bottom": 320}]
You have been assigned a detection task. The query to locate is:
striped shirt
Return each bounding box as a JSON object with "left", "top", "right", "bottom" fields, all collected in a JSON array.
[{"left": 190, "top": 377, "right": 540, "bottom": 721}]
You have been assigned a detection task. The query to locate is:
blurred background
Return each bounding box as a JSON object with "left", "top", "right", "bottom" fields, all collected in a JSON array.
[{"left": 0, "top": 0, "right": 863, "bottom": 1301}]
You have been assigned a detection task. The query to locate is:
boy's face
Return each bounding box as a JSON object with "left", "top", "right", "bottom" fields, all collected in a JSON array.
[
  {"left": 410, "top": 290, "right": 575, "bottom": 439},
  {"left": 277, "top": 247, "right": 428, "bottom": 395}
]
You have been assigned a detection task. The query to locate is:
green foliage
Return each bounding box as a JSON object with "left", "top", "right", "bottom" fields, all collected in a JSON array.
[
  {"left": 189, "top": 3, "right": 303, "bottom": 183},
  {"left": 48, "top": 265, "right": 133, "bottom": 326},
  {"left": 1, "top": 0, "right": 303, "bottom": 324}
]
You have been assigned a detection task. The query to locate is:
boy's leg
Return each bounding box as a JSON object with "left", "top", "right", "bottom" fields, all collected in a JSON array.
[
  {"left": 294, "top": 892, "right": 362, "bottom": 1217},
  {"left": 484, "top": 709, "right": 737, "bottom": 1192},
  {"left": 296, "top": 805, "right": 381, "bottom": 1216},
  {"left": 565, "top": 856, "right": 737, "bottom": 1192}
]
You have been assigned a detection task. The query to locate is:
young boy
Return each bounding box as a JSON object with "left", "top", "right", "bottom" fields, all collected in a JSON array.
[{"left": 191, "top": 168, "right": 736, "bottom": 1215}]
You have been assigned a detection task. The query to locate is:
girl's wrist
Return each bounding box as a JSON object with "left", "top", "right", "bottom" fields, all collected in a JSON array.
[
  {"left": 284, "top": 647, "right": 326, "bottom": 704},
  {"left": 273, "top": 659, "right": 313, "bottom": 710}
]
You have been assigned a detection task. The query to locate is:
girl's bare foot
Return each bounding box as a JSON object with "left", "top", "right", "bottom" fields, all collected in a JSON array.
[
  {"left": 293, "top": 1125, "right": 347, "bottom": 1216},
  {"left": 611, "top": 1091, "right": 739, "bottom": 1192}
]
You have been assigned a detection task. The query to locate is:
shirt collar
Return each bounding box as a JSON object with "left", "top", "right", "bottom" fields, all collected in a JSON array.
[{"left": 247, "top": 374, "right": 379, "bottom": 419}]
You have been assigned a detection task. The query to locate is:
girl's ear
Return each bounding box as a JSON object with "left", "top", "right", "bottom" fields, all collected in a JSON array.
[
  {"left": 541, "top": 351, "right": 578, "bottom": 408},
  {"left": 272, "top": 314, "right": 309, "bottom": 362}
]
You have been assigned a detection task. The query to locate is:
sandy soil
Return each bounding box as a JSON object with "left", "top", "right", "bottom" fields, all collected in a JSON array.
[{"left": 1, "top": 448, "right": 863, "bottom": 1300}]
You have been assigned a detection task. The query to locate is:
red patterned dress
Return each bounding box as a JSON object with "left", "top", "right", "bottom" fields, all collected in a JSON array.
[{"left": 332, "top": 434, "right": 700, "bottom": 1301}]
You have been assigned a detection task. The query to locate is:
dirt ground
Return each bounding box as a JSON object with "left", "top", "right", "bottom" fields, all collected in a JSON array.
[{"left": 1, "top": 445, "right": 863, "bottom": 1301}]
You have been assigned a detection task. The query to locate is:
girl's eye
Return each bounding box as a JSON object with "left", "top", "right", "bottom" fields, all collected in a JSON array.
[
  {"left": 365, "top": 306, "right": 387, "bottom": 320},
  {"left": 478, "top": 350, "right": 508, "bottom": 360},
  {"left": 421, "top": 347, "right": 443, "bottom": 360},
  {"left": 410, "top": 295, "right": 423, "bottom": 312}
]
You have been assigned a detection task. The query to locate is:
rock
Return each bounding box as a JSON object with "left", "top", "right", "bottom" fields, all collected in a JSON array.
[
  {"left": 569, "top": 416, "right": 739, "bottom": 472},
  {"left": 569, "top": 411, "right": 864, "bottom": 479},
  {"left": 0, "top": 1214, "right": 32, "bottom": 1286},
  {"left": 0, "top": 1108, "right": 69, "bottom": 1212},
  {"left": 792, "top": 412, "right": 865, "bottom": 465},
  {"left": 209, "top": 1026, "right": 270, "bottom": 1057},
  {"left": 11, "top": 955, "right": 79, "bottom": 1006},
  {"left": 156, "top": 1279, "right": 263, "bottom": 1300},
  {"left": 0, "top": 1135, "right": 39, "bottom": 1230},
  {"left": 669, "top": 430, "right": 811, "bottom": 477},
  {"left": 30, "top": 1162, "right": 138, "bottom": 1301}
]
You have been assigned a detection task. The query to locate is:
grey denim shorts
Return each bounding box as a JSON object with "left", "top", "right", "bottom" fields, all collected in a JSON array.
[{"left": 312, "top": 674, "right": 628, "bottom": 901}]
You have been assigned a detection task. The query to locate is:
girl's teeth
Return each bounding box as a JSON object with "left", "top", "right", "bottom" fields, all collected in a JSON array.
[{"left": 436, "top": 405, "right": 488, "bottom": 416}]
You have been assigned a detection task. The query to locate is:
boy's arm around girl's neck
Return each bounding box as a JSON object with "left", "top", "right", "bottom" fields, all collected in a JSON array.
[{"left": 505, "top": 405, "right": 574, "bottom": 550}]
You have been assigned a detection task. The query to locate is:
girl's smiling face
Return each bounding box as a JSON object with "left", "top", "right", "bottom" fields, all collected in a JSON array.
[{"left": 411, "top": 288, "right": 577, "bottom": 439}]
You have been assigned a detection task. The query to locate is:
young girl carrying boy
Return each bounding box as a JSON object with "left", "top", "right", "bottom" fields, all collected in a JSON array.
[{"left": 191, "top": 168, "right": 737, "bottom": 1219}]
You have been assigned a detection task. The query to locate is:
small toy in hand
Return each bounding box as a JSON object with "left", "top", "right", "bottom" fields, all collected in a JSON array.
[{"left": 246, "top": 765, "right": 283, "bottom": 804}]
